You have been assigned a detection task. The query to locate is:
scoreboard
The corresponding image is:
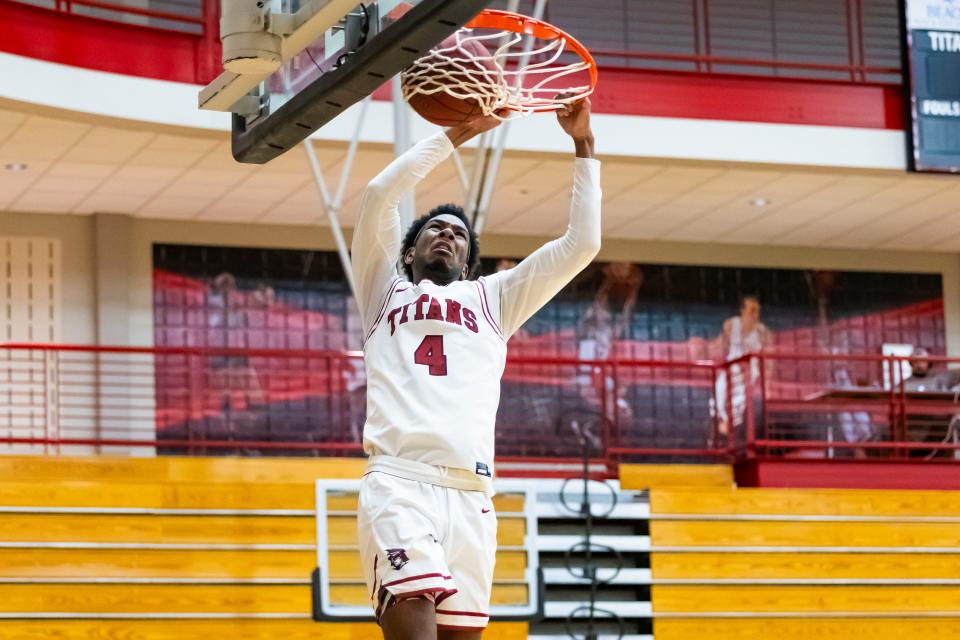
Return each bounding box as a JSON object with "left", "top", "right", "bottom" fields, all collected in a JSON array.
[{"left": 905, "top": 0, "right": 960, "bottom": 173}]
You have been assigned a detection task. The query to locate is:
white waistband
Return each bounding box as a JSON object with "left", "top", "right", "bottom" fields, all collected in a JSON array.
[{"left": 364, "top": 455, "right": 494, "bottom": 496}]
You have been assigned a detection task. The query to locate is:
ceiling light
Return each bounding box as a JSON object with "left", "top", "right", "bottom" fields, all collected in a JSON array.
[
  {"left": 750, "top": 197, "right": 770, "bottom": 207},
  {"left": 4, "top": 163, "right": 27, "bottom": 172}
]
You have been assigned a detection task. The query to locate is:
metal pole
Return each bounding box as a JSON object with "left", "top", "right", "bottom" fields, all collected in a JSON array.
[
  {"left": 303, "top": 140, "right": 356, "bottom": 298},
  {"left": 465, "top": 130, "right": 491, "bottom": 225},
  {"left": 332, "top": 98, "right": 370, "bottom": 211},
  {"left": 472, "top": 130, "right": 500, "bottom": 237},
  {"left": 449, "top": 147, "right": 470, "bottom": 196},
  {"left": 745, "top": 356, "right": 756, "bottom": 459},
  {"left": 710, "top": 363, "right": 719, "bottom": 453},
  {"left": 392, "top": 75, "right": 416, "bottom": 229}
]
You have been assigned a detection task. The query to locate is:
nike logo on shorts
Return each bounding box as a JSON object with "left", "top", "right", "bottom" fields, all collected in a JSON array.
[{"left": 481, "top": 508, "right": 491, "bottom": 513}]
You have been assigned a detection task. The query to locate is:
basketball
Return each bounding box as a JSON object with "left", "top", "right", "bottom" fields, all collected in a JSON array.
[{"left": 402, "top": 35, "right": 499, "bottom": 126}]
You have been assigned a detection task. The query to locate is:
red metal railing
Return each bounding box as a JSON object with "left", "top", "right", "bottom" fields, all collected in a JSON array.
[
  {"left": 0, "top": 344, "right": 723, "bottom": 473},
  {"left": 2, "top": 344, "right": 957, "bottom": 470},
  {"left": 724, "top": 352, "right": 960, "bottom": 462}
]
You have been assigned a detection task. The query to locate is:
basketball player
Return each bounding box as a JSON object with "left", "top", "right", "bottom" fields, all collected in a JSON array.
[{"left": 352, "top": 97, "right": 599, "bottom": 640}]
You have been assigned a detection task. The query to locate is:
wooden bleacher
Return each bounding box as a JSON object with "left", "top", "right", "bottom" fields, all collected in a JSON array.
[
  {"left": 619, "top": 463, "right": 734, "bottom": 490},
  {"left": 649, "top": 486, "right": 960, "bottom": 639},
  {"left": 0, "top": 455, "right": 527, "bottom": 640}
]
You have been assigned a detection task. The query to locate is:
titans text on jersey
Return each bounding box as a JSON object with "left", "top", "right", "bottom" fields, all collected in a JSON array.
[{"left": 386, "top": 294, "right": 479, "bottom": 335}]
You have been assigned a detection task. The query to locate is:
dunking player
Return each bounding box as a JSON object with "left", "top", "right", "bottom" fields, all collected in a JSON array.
[{"left": 353, "top": 98, "right": 600, "bottom": 640}]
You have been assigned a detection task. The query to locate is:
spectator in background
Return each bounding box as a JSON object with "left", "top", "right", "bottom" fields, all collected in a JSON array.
[
  {"left": 806, "top": 269, "right": 876, "bottom": 457},
  {"left": 721, "top": 295, "right": 771, "bottom": 363},
  {"left": 834, "top": 365, "right": 875, "bottom": 458},
  {"left": 715, "top": 295, "right": 772, "bottom": 437},
  {"left": 577, "top": 262, "right": 642, "bottom": 364},
  {"left": 576, "top": 262, "right": 642, "bottom": 415},
  {"left": 904, "top": 347, "right": 960, "bottom": 392},
  {"left": 903, "top": 347, "right": 960, "bottom": 458},
  {"left": 207, "top": 272, "right": 268, "bottom": 410}
]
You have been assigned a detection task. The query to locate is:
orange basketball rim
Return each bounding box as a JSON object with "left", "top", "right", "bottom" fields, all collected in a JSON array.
[{"left": 402, "top": 8, "right": 599, "bottom": 118}]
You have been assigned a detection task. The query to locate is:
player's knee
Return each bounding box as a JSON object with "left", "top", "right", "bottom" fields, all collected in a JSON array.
[{"left": 380, "top": 595, "right": 437, "bottom": 640}]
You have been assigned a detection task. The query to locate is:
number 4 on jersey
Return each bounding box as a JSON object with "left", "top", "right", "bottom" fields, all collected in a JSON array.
[{"left": 414, "top": 335, "right": 447, "bottom": 376}]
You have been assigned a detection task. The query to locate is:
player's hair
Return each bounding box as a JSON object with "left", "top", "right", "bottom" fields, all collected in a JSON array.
[
  {"left": 740, "top": 293, "right": 761, "bottom": 308},
  {"left": 400, "top": 204, "right": 480, "bottom": 281}
]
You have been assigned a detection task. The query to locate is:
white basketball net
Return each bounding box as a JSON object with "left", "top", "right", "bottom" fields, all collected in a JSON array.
[{"left": 401, "top": 29, "right": 594, "bottom": 119}]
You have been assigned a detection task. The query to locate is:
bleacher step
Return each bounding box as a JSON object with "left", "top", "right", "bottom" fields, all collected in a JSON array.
[
  {"left": 535, "top": 500, "right": 649, "bottom": 520},
  {"left": 535, "top": 534, "right": 650, "bottom": 552},
  {"left": 543, "top": 601, "right": 652, "bottom": 617},
  {"left": 542, "top": 567, "right": 651, "bottom": 585}
]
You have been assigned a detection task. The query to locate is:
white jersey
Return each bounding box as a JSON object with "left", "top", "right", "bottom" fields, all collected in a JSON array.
[
  {"left": 351, "top": 131, "right": 601, "bottom": 479},
  {"left": 362, "top": 275, "right": 507, "bottom": 475}
]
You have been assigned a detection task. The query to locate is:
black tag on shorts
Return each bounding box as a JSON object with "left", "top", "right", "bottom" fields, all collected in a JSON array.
[{"left": 475, "top": 462, "right": 491, "bottom": 477}]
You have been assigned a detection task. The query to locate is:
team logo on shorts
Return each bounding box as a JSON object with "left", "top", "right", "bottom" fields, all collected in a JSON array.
[{"left": 386, "top": 548, "right": 410, "bottom": 570}]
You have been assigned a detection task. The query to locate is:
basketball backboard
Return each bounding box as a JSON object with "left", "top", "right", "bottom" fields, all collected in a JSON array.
[{"left": 199, "top": 0, "right": 493, "bottom": 164}]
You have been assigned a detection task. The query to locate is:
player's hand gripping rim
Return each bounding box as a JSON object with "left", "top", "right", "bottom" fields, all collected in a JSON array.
[
  {"left": 556, "top": 94, "right": 595, "bottom": 158},
  {"left": 445, "top": 109, "right": 507, "bottom": 148}
]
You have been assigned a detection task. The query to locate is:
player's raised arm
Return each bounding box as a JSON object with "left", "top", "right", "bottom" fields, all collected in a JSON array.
[
  {"left": 485, "top": 98, "right": 602, "bottom": 338},
  {"left": 351, "top": 116, "right": 502, "bottom": 332}
]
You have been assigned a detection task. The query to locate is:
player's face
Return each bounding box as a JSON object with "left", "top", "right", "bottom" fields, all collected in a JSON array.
[{"left": 414, "top": 214, "right": 470, "bottom": 272}]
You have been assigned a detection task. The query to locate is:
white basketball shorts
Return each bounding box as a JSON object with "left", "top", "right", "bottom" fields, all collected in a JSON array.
[{"left": 357, "top": 467, "right": 498, "bottom": 630}]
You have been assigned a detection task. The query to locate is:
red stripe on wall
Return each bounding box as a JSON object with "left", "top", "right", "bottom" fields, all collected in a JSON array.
[
  {"left": 736, "top": 459, "right": 960, "bottom": 490},
  {"left": 588, "top": 67, "right": 905, "bottom": 130},
  {"left": 1, "top": 0, "right": 220, "bottom": 85},
  {"left": 374, "top": 67, "right": 905, "bottom": 129}
]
